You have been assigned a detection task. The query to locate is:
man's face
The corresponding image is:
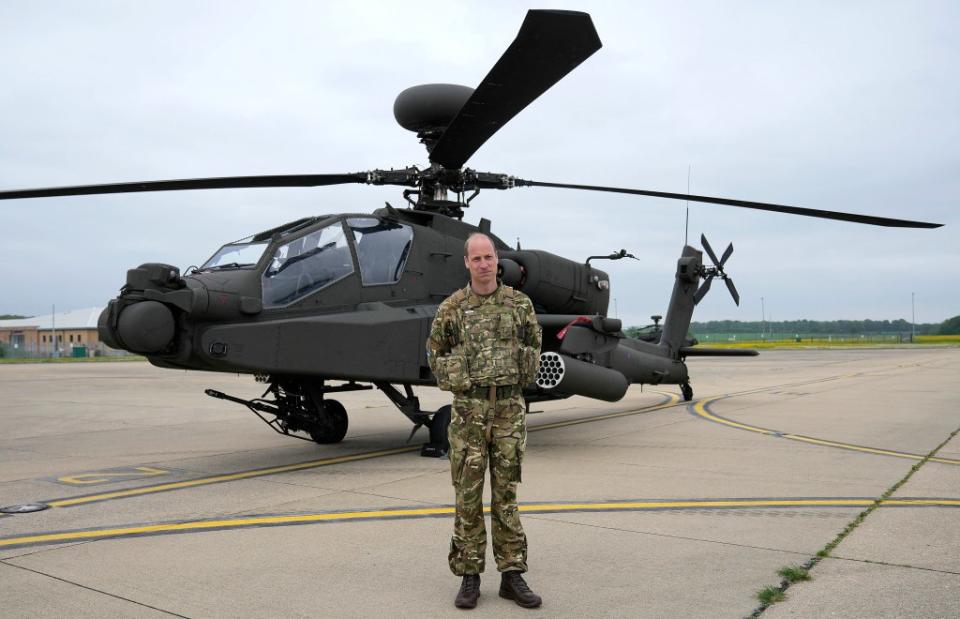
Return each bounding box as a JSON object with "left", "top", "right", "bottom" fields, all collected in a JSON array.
[{"left": 464, "top": 236, "right": 498, "bottom": 289}]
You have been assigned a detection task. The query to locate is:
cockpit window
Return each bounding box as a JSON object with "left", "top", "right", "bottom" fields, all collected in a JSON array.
[
  {"left": 347, "top": 217, "right": 413, "bottom": 286},
  {"left": 261, "top": 222, "right": 354, "bottom": 307},
  {"left": 201, "top": 239, "right": 268, "bottom": 270}
]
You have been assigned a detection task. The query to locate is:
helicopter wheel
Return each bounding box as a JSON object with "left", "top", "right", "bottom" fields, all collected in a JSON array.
[
  {"left": 680, "top": 383, "right": 693, "bottom": 402},
  {"left": 309, "top": 399, "right": 349, "bottom": 444},
  {"left": 428, "top": 405, "right": 451, "bottom": 453}
]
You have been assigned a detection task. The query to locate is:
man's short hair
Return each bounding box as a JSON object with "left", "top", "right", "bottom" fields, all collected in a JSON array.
[{"left": 464, "top": 232, "right": 497, "bottom": 257}]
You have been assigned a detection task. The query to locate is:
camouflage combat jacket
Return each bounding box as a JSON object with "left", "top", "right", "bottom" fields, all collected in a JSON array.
[{"left": 427, "top": 283, "right": 542, "bottom": 393}]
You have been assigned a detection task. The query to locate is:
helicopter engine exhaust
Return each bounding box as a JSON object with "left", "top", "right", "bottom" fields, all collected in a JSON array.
[{"left": 535, "top": 351, "right": 628, "bottom": 401}]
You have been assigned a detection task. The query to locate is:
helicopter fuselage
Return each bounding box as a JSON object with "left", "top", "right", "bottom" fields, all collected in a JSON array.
[{"left": 97, "top": 206, "right": 615, "bottom": 386}]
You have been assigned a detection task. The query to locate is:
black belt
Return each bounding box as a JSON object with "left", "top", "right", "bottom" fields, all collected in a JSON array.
[{"left": 464, "top": 384, "right": 522, "bottom": 400}]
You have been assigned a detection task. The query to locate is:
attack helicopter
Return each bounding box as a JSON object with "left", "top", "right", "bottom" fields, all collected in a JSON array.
[{"left": 0, "top": 10, "right": 941, "bottom": 456}]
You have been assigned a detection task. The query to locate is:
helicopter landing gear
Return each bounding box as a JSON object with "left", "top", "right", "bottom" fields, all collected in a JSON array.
[
  {"left": 680, "top": 382, "right": 693, "bottom": 401},
  {"left": 374, "top": 382, "right": 450, "bottom": 458},
  {"left": 308, "top": 399, "right": 349, "bottom": 444},
  {"left": 205, "top": 378, "right": 370, "bottom": 444},
  {"left": 426, "top": 405, "right": 451, "bottom": 456}
]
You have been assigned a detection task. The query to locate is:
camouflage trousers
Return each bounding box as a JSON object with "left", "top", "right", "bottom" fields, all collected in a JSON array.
[{"left": 447, "top": 389, "right": 527, "bottom": 576}]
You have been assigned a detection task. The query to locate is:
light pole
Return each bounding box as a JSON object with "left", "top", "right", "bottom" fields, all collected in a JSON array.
[
  {"left": 761, "top": 296, "right": 766, "bottom": 339},
  {"left": 911, "top": 292, "right": 916, "bottom": 342},
  {"left": 51, "top": 304, "right": 57, "bottom": 358}
]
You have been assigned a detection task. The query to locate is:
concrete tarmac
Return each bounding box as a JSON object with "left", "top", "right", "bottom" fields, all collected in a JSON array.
[{"left": 0, "top": 348, "right": 957, "bottom": 618}]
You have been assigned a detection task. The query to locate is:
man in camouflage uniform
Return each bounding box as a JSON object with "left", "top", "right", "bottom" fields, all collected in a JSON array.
[{"left": 427, "top": 232, "right": 543, "bottom": 609}]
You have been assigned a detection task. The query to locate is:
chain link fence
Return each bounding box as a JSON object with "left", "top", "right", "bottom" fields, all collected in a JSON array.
[{"left": 694, "top": 332, "right": 916, "bottom": 344}]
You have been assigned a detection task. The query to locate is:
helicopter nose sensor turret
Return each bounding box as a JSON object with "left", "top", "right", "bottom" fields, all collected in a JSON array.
[
  {"left": 115, "top": 300, "right": 175, "bottom": 353},
  {"left": 98, "top": 263, "right": 184, "bottom": 353}
]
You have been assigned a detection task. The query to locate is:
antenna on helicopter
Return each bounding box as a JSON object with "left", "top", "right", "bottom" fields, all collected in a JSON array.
[
  {"left": 685, "top": 164, "right": 691, "bottom": 246},
  {"left": 586, "top": 249, "right": 638, "bottom": 265}
]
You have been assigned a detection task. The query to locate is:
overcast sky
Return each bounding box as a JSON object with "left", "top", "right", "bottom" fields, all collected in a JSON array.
[{"left": 1, "top": 1, "right": 957, "bottom": 327}]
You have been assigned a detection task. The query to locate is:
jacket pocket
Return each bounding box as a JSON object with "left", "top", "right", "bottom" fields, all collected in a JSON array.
[
  {"left": 436, "top": 351, "right": 472, "bottom": 393},
  {"left": 491, "top": 434, "right": 523, "bottom": 484},
  {"left": 450, "top": 445, "right": 468, "bottom": 486}
]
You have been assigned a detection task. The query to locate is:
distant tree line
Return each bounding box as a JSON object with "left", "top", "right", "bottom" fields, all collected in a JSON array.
[
  {"left": 687, "top": 319, "right": 941, "bottom": 335},
  {"left": 619, "top": 317, "right": 960, "bottom": 337},
  {"left": 0, "top": 314, "right": 29, "bottom": 320},
  {"left": 940, "top": 315, "right": 960, "bottom": 335},
  {"left": 625, "top": 317, "right": 960, "bottom": 338}
]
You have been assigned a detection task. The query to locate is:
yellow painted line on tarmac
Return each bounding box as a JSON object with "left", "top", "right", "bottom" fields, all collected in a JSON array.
[
  {"left": 885, "top": 498, "right": 960, "bottom": 506},
  {"left": 0, "top": 507, "right": 454, "bottom": 549},
  {"left": 46, "top": 445, "right": 421, "bottom": 508},
  {"left": 526, "top": 498, "right": 960, "bottom": 510},
  {"left": 42, "top": 395, "right": 680, "bottom": 509},
  {"left": 691, "top": 397, "right": 960, "bottom": 465},
  {"left": 2, "top": 496, "right": 957, "bottom": 550}
]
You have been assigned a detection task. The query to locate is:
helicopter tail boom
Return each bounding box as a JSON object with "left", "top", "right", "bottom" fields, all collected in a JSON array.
[{"left": 658, "top": 245, "right": 702, "bottom": 357}]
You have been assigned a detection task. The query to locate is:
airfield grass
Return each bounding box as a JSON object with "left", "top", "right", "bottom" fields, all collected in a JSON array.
[
  {"left": 755, "top": 586, "right": 786, "bottom": 605},
  {"left": 695, "top": 334, "right": 960, "bottom": 350},
  {"left": 916, "top": 334, "right": 960, "bottom": 344}
]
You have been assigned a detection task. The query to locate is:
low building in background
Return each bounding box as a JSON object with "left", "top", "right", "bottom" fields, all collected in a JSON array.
[{"left": 0, "top": 308, "right": 125, "bottom": 358}]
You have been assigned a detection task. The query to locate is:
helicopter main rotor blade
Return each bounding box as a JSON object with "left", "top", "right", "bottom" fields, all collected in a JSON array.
[
  {"left": 428, "top": 10, "right": 602, "bottom": 170},
  {"left": 516, "top": 179, "right": 943, "bottom": 229},
  {"left": 0, "top": 174, "right": 369, "bottom": 201},
  {"left": 724, "top": 277, "right": 741, "bottom": 306}
]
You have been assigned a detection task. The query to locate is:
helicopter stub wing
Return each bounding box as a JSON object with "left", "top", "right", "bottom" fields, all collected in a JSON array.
[
  {"left": 680, "top": 347, "right": 759, "bottom": 357},
  {"left": 428, "top": 10, "right": 602, "bottom": 170}
]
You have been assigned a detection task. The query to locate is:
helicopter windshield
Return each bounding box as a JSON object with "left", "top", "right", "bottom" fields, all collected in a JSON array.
[
  {"left": 347, "top": 217, "right": 413, "bottom": 286},
  {"left": 201, "top": 237, "right": 268, "bottom": 270},
  {"left": 262, "top": 221, "right": 354, "bottom": 307}
]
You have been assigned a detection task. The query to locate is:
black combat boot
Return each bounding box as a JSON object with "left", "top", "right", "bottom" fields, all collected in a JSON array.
[
  {"left": 455, "top": 574, "right": 481, "bottom": 609},
  {"left": 499, "top": 571, "right": 542, "bottom": 608}
]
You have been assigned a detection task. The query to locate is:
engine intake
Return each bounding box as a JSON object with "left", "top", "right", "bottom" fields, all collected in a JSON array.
[{"left": 499, "top": 250, "right": 609, "bottom": 315}]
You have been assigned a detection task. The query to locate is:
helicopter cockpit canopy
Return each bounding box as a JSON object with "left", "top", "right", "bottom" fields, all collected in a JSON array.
[
  {"left": 262, "top": 221, "right": 354, "bottom": 307},
  {"left": 201, "top": 236, "right": 268, "bottom": 271},
  {"left": 347, "top": 217, "right": 413, "bottom": 286},
  {"left": 259, "top": 216, "right": 414, "bottom": 308}
]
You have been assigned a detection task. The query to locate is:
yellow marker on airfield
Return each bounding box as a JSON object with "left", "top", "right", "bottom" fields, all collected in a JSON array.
[{"left": 58, "top": 466, "right": 169, "bottom": 485}]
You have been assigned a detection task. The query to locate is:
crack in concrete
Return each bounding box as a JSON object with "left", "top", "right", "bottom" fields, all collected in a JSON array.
[
  {"left": 522, "top": 512, "right": 817, "bottom": 558},
  {"left": 749, "top": 422, "right": 960, "bottom": 617},
  {"left": 827, "top": 554, "right": 960, "bottom": 577},
  {"left": 0, "top": 557, "right": 190, "bottom": 617},
  {"left": 0, "top": 539, "right": 100, "bottom": 562}
]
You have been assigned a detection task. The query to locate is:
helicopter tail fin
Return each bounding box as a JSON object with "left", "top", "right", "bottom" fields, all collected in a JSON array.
[{"left": 658, "top": 245, "right": 703, "bottom": 358}]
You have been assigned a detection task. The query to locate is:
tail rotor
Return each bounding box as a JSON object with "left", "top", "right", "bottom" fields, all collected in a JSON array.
[{"left": 694, "top": 234, "right": 740, "bottom": 306}]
